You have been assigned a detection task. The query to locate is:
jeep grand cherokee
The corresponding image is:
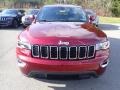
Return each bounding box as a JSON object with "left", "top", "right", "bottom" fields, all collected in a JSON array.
[{"left": 16, "top": 5, "right": 110, "bottom": 78}]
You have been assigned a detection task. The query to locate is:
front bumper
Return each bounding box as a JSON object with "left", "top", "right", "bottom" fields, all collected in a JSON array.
[
  {"left": 16, "top": 49, "right": 109, "bottom": 77},
  {"left": 0, "top": 20, "right": 12, "bottom": 27}
]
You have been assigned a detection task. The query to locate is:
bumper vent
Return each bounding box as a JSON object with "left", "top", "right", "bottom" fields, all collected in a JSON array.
[{"left": 32, "top": 45, "right": 95, "bottom": 60}]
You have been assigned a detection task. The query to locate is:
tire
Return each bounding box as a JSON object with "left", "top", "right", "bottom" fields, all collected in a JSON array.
[{"left": 12, "top": 20, "right": 19, "bottom": 28}]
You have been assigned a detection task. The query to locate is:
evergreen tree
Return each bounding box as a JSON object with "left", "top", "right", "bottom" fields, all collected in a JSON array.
[{"left": 111, "top": 0, "right": 120, "bottom": 17}]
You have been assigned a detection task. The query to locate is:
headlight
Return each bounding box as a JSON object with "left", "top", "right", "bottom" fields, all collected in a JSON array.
[
  {"left": 22, "top": 17, "right": 25, "bottom": 22},
  {"left": 17, "top": 40, "right": 31, "bottom": 50},
  {"left": 96, "top": 41, "right": 110, "bottom": 50}
]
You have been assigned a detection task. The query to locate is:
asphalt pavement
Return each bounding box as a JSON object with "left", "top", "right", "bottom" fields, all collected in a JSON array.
[{"left": 0, "top": 24, "right": 120, "bottom": 90}]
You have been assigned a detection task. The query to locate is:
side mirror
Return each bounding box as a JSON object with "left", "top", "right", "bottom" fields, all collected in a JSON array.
[
  {"left": 29, "top": 15, "right": 35, "bottom": 20},
  {"left": 29, "top": 15, "right": 36, "bottom": 23},
  {"left": 89, "top": 15, "right": 95, "bottom": 23}
]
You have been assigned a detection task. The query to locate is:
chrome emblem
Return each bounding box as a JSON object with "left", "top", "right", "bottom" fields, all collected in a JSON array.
[{"left": 58, "top": 40, "right": 69, "bottom": 45}]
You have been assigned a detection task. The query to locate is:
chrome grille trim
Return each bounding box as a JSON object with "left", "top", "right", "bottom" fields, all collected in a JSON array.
[
  {"left": 59, "top": 46, "right": 68, "bottom": 60},
  {"left": 32, "top": 45, "right": 96, "bottom": 60},
  {"left": 40, "top": 46, "right": 49, "bottom": 59},
  {"left": 0, "top": 17, "right": 6, "bottom": 21},
  {"left": 69, "top": 46, "right": 77, "bottom": 60},
  {"left": 78, "top": 46, "right": 87, "bottom": 59},
  {"left": 87, "top": 45, "right": 96, "bottom": 58},
  {"left": 50, "top": 46, "right": 58, "bottom": 59},
  {"left": 4, "top": 17, "right": 6, "bottom": 21},
  {"left": 31, "top": 45, "right": 39, "bottom": 57}
]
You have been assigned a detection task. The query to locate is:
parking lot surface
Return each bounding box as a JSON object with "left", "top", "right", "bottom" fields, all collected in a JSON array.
[{"left": 0, "top": 24, "right": 120, "bottom": 90}]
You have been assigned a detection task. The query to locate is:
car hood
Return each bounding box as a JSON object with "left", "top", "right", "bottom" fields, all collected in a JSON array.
[
  {"left": 26, "top": 22, "right": 106, "bottom": 40},
  {"left": 0, "top": 13, "right": 16, "bottom": 17}
]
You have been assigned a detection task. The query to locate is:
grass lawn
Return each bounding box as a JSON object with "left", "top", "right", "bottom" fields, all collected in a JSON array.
[{"left": 99, "top": 16, "right": 120, "bottom": 24}]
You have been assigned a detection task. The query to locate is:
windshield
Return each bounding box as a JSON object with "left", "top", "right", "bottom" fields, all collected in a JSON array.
[
  {"left": 37, "top": 6, "right": 87, "bottom": 22},
  {"left": 2, "top": 9, "right": 17, "bottom": 14}
]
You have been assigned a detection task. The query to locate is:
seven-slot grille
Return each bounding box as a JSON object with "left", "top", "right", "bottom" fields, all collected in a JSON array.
[
  {"left": 0, "top": 17, "right": 7, "bottom": 21},
  {"left": 32, "top": 45, "right": 95, "bottom": 60}
]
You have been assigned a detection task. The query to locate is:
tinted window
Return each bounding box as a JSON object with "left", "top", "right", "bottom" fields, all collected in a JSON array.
[{"left": 37, "top": 6, "right": 87, "bottom": 22}]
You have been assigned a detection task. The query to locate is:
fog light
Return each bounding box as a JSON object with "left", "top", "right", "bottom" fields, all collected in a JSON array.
[
  {"left": 100, "top": 59, "right": 109, "bottom": 68},
  {"left": 17, "top": 59, "right": 26, "bottom": 67}
]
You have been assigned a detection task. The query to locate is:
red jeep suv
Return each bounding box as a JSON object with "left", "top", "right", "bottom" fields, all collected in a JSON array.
[{"left": 16, "top": 5, "right": 110, "bottom": 78}]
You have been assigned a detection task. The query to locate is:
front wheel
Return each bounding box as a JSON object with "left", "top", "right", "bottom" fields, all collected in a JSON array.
[{"left": 12, "top": 20, "right": 19, "bottom": 28}]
